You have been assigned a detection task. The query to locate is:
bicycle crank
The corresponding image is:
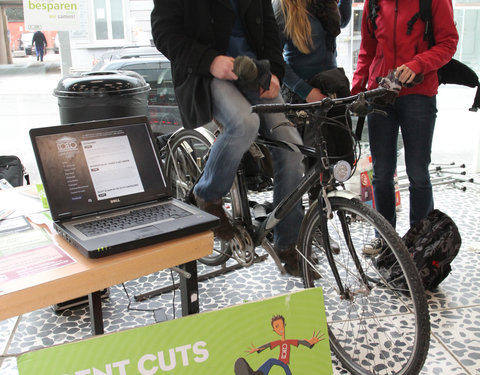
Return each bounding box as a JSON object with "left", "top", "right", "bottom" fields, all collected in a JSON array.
[{"left": 229, "top": 225, "right": 255, "bottom": 267}]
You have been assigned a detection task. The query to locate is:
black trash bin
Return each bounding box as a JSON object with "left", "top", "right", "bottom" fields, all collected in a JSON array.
[
  {"left": 51, "top": 70, "right": 149, "bottom": 313},
  {"left": 54, "top": 70, "right": 150, "bottom": 124}
]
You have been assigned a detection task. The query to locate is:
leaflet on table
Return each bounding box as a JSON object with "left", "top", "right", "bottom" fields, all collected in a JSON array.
[
  {"left": 0, "top": 208, "right": 15, "bottom": 221},
  {"left": 0, "top": 217, "right": 76, "bottom": 286},
  {"left": 0, "top": 215, "right": 32, "bottom": 235}
]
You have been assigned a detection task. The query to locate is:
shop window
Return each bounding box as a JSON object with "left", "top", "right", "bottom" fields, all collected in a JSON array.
[
  {"left": 353, "top": 9, "right": 363, "bottom": 35},
  {"left": 94, "top": 0, "right": 125, "bottom": 41},
  {"left": 454, "top": 7, "right": 480, "bottom": 71}
]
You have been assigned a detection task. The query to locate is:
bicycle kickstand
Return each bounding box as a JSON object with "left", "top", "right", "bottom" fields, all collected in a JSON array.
[{"left": 261, "top": 239, "right": 287, "bottom": 275}]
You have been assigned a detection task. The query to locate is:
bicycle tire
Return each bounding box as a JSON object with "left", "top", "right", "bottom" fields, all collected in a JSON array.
[
  {"left": 164, "top": 129, "right": 236, "bottom": 266},
  {"left": 299, "top": 197, "right": 430, "bottom": 375}
]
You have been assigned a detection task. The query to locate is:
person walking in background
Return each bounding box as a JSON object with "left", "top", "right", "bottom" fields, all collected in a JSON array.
[
  {"left": 32, "top": 31, "right": 47, "bottom": 62},
  {"left": 151, "top": 0, "right": 305, "bottom": 276},
  {"left": 351, "top": 0, "right": 458, "bottom": 255}
]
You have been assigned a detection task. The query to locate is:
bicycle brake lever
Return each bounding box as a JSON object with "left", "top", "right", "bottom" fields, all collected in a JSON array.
[{"left": 348, "top": 93, "right": 370, "bottom": 117}]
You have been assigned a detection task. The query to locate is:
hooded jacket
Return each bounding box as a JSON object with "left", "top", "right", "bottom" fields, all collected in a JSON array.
[{"left": 351, "top": 0, "right": 458, "bottom": 96}]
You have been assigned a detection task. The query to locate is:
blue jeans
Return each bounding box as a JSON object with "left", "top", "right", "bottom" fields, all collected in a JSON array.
[
  {"left": 35, "top": 46, "right": 44, "bottom": 61},
  {"left": 367, "top": 94, "right": 437, "bottom": 228},
  {"left": 194, "top": 78, "right": 305, "bottom": 249},
  {"left": 258, "top": 358, "right": 291, "bottom": 375}
]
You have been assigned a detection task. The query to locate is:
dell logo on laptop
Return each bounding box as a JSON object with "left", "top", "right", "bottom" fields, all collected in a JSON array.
[{"left": 110, "top": 199, "right": 121, "bottom": 204}]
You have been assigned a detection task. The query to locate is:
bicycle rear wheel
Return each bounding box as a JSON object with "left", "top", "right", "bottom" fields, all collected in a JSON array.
[
  {"left": 299, "top": 197, "right": 430, "bottom": 375},
  {"left": 164, "top": 128, "right": 236, "bottom": 266}
]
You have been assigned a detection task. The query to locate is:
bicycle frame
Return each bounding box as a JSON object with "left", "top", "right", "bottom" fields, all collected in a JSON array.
[
  {"left": 180, "top": 87, "right": 390, "bottom": 290},
  {"left": 231, "top": 115, "right": 368, "bottom": 298},
  {"left": 163, "top": 84, "right": 432, "bottom": 375}
]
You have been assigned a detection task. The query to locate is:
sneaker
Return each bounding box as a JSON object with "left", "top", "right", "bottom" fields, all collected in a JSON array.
[
  {"left": 234, "top": 358, "right": 262, "bottom": 375},
  {"left": 362, "top": 238, "right": 386, "bottom": 256},
  {"left": 194, "top": 194, "right": 235, "bottom": 241}
]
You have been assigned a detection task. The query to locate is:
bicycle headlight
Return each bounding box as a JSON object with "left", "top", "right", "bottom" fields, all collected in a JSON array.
[{"left": 333, "top": 160, "right": 352, "bottom": 182}]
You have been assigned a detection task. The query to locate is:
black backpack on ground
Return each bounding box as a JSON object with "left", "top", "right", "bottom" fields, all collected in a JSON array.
[{"left": 376, "top": 209, "right": 461, "bottom": 291}]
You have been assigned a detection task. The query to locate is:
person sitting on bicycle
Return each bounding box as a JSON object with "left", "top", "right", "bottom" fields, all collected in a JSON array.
[{"left": 151, "top": 0, "right": 305, "bottom": 275}]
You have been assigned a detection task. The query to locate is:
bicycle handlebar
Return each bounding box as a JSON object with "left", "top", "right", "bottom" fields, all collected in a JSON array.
[{"left": 251, "top": 87, "right": 390, "bottom": 115}]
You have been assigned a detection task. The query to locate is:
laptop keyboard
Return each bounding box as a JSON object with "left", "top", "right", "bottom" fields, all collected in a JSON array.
[{"left": 74, "top": 203, "right": 192, "bottom": 237}]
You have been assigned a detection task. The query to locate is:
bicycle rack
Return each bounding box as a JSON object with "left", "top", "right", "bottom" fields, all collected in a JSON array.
[{"left": 397, "top": 161, "right": 476, "bottom": 192}]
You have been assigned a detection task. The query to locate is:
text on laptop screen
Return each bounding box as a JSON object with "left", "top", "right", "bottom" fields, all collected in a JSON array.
[{"left": 34, "top": 121, "right": 167, "bottom": 219}]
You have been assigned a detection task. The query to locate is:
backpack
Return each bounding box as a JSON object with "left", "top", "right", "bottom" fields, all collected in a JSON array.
[
  {"left": 366, "top": 0, "right": 480, "bottom": 112},
  {"left": 0, "top": 155, "right": 29, "bottom": 187},
  {"left": 375, "top": 209, "right": 461, "bottom": 291}
]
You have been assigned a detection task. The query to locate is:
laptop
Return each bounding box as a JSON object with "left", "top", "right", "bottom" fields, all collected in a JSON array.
[{"left": 29, "top": 116, "right": 218, "bottom": 258}]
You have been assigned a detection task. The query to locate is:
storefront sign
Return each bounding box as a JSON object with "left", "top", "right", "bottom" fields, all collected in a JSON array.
[
  {"left": 23, "top": 0, "right": 81, "bottom": 31},
  {"left": 17, "top": 288, "right": 332, "bottom": 374}
]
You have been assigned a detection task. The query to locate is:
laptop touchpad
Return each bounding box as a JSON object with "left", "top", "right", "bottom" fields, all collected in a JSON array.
[{"left": 132, "top": 226, "right": 161, "bottom": 239}]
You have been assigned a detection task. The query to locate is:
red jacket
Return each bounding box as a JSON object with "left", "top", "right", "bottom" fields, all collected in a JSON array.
[{"left": 351, "top": 0, "right": 458, "bottom": 96}]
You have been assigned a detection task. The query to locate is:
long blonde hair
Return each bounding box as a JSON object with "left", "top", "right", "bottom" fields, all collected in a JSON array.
[{"left": 278, "top": 0, "right": 313, "bottom": 54}]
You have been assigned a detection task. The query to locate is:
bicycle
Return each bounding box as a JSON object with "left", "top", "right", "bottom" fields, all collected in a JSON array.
[{"left": 163, "top": 85, "right": 430, "bottom": 375}]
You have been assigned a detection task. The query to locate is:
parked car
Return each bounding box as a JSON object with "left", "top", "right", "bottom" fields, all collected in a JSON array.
[
  {"left": 92, "top": 46, "right": 160, "bottom": 69},
  {"left": 18, "top": 32, "right": 34, "bottom": 55},
  {"left": 92, "top": 48, "right": 182, "bottom": 136}
]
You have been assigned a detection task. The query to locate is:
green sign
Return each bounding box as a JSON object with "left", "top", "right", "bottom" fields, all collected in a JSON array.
[
  {"left": 17, "top": 288, "right": 332, "bottom": 375},
  {"left": 23, "top": 0, "right": 81, "bottom": 31}
]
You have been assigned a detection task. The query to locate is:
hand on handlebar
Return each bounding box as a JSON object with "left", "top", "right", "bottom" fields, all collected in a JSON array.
[
  {"left": 376, "top": 68, "right": 424, "bottom": 91},
  {"left": 306, "top": 88, "right": 327, "bottom": 103}
]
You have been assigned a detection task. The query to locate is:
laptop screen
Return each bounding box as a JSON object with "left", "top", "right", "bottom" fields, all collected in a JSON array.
[{"left": 30, "top": 117, "right": 169, "bottom": 221}]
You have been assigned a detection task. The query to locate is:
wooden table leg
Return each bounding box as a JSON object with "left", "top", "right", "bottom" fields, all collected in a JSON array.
[
  {"left": 88, "top": 291, "right": 104, "bottom": 335},
  {"left": 179, "top": 260, "right": 199, "bottom": 316}
]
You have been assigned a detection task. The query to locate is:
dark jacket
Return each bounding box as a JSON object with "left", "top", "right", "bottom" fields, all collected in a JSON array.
[
  {"left": 273, "top": 0, "right": 352, "bottom": 100},
  {"left": 151, "top": 0, "right": 285, "bottom": 104},
  {"left": 32, "top": 31, "right": 47, "bottom": 48},
  {"left": 352, "top": 0, "right": 458, "bottom": 97}
]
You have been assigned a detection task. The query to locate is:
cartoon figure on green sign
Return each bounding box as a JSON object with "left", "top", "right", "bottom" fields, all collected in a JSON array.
[{"left": 234, "top": 314, "right": 325, "bottom": 375}]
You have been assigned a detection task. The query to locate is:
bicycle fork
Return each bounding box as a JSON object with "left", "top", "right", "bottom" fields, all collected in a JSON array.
[{"left": 317, "top": 187, "right": 371, "bottom": 299}]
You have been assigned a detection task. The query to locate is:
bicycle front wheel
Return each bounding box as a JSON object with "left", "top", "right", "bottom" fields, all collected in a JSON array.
[
  {"left": 299, "top": 197, "right": 430, "bottom": 375},
  {"left": 164, "top": 128, "right": 235, "bottom": 266}
]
